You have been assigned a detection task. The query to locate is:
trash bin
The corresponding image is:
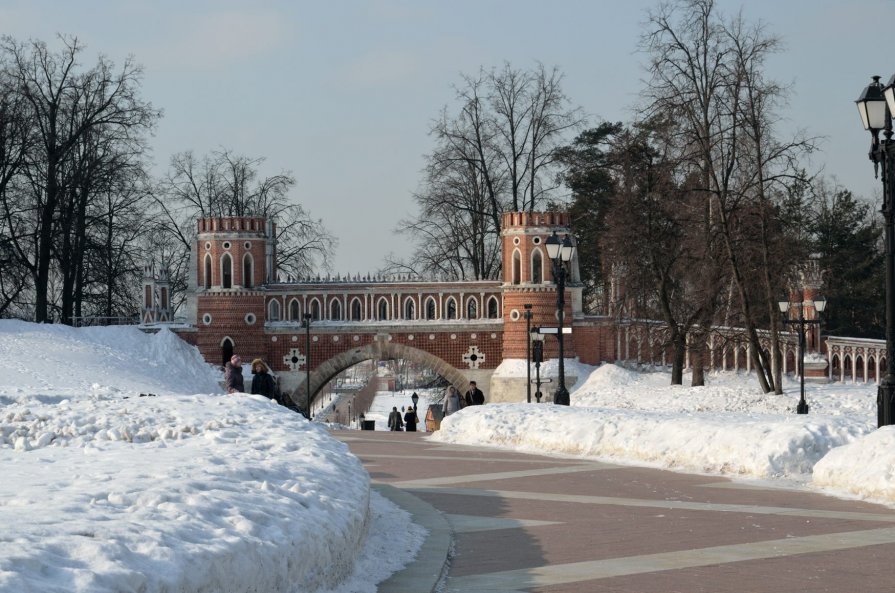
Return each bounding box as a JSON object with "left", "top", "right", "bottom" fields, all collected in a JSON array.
[{"left": 361, "top": 420, "right": 375, "bottom": 431}]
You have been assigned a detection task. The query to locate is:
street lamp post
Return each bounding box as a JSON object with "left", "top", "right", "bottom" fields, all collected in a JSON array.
[
  {"left": 524, "top": 303, "right": 533, "bottom": 403},
  {"left": 531, "top": 328, "right": 544, "bottom": 403},
  {"left": 856, "top": 75, "right": 895, "bottom": 427},
  {"left": 778, "top": 294, "right": 827, "bottom": 415},
  {"left": 303, "top": 312, "right": 312, "bottom": 419},
  {"left": 545, "top": 232, "right": 575, "bottom": 406}
]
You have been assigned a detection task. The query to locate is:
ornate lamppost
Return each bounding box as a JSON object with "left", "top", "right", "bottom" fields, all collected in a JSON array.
[
  {"left": 303, "top": 312, "right": 312, "bottom": 419},
  {"left": 531, "top": 327, "right": 544, "bottom": 403},
  {"left": 856, "top": 75, "right": 895, "bottom": 427},
  {"left": 524, "top": 303, "right": 533, "bottom": 403},
  {"left": 778, "top": 294, "right": 827, "bottom": 415},
  {"left": 544, "top": 232, "right": 575, "bottom": 405}
]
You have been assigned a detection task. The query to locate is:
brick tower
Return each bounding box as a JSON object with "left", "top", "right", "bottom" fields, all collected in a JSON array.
[
  {"left": 193, "top": 217, "right": 276, "bottom": 366},
  {"left": 500, "top": 211, "right": 581, "bottom": 360}
]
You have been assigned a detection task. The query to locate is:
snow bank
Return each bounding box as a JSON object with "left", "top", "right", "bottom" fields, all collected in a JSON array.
[{"left": 0, "top": 320, "right": 376, "bottom": 593}]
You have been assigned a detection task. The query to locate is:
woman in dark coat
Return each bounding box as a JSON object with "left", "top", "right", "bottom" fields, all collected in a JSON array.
[
  {"left": 250, "top": 358, "right": 277, "bottom": 400},
  {"left": 403, "top": 406, "right": 419, "bottom": 432}
]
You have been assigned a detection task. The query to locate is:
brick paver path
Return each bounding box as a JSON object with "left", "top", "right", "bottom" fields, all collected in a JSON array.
[{"left": 335, "top": 430, "right": 895, "bottom": 592}]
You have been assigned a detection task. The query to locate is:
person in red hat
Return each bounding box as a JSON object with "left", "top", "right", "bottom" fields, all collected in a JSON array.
[{"left": 224, "top": 355, "right": 244, "bottom": 393}]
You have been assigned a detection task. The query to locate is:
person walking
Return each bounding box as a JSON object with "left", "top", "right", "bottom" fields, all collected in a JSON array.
[
  {"left": 403, "top": 405, "right": 419, "bottom": 432},
  {"left": 388, "top": 406, "right": 404, "bottom": 431},
  {"left": 465, "top": 381, "right": 485, "bottom": 406},
  {"left": 224, "top": 355, "right": 244, "bottom": 393},
  {"left": 442, "top": 385, "right": 462, "bottom": 417},
  {"left": 250, "top": 359, "right": 277, "bottom": 400}
]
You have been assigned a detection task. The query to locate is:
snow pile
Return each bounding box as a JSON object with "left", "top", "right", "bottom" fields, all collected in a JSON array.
[
  {"left": 432, "top": 362, "right": 891, "bottom": 502},
  {"left": 0, "top": 320, "right": 421, "bottom": 593}
]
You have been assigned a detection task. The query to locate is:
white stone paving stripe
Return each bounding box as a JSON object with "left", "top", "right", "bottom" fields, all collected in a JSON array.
[
  {"left": 445, "top": 526, "right": 895, "bottom": 591},
  {"left": 446, "top": 514, "right": 562, "bottom": 533},
  {"left": 406, "top": 486, "right": 895, "bottom": 524},
  {"left": 388, "top": 464, "right": 616, "bottom": 488}
]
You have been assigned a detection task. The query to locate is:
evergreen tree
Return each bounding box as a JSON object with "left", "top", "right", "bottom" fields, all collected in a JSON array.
[{"left": 812, "top": 188, "right": 884, "bottom": 338}]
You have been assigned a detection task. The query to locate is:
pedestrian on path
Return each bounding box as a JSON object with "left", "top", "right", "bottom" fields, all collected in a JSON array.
[
  {"left": 388, "top": 406, "right": 404, "bottom": 431},
  {"left": 443, "top": 385, "right": 462, "bottom": 416},
  {"left": 464, "top": 381, "right": 485, "bottom": 406},
  {"left": 403, "top": 405, "right": 419, "bottom": 432}
]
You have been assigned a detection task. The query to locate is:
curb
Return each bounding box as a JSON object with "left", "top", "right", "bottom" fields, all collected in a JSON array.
[{"left": 373, "top": 483, "right": 452, "bottom": 593}]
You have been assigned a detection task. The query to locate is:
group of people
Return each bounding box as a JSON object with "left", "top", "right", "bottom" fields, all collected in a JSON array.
[
  {"left": 224, "top": 355, "right": 280, "bottom": 401},
  {"left": 442, "top": 381, "right": 485, "bottom": 416},
  {"left": 387, "top": 405, "right": 419, "bottom": 431}
]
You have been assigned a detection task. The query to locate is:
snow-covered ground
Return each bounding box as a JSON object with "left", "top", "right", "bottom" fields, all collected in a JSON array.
[
  {"left": 0, "top": 320, "right": 424, "bottom": 593},
  {"left": 6, "top": 318, "right": 895, "bottom": 592},
  {"left": 434, "top": 358, "right": 895, "bottom": 504}
]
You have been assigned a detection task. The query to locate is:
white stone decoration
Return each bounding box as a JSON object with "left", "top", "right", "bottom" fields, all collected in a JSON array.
[
  {"left": 462, "top": 345, "right": 485, "bottom": 370},
  {"left": 283, "top": 348, "right": 306, "bottom": 371}
]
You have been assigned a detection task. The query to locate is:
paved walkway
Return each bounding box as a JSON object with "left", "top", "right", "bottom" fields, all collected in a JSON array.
[{"left": 334, "top": 430, "right": 895, "bottom": 592}]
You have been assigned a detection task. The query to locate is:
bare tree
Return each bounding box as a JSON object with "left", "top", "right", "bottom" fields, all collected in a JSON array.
[
  {"left": 396, "top": 62, "right": 583, "bottom": 280},
  {"left": 640, "top": 0, "right": 813, "bottom": 391},
  {"left": 153, "top": 149, "right": 336, "bottom": 308},
  {"left": 1, "top": 35, "right": 159, "bottom": 322}
]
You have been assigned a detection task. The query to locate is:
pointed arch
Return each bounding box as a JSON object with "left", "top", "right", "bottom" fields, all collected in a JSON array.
[
  {"left": 487, "top": 296, "right": 499, "bottom": 319},
  {"left": 425, "top": 297, "right": 437, "bottom": 320},
  {"left": 350, "top": 297, "right": 363, "bottom": 321},
  {"left": 531, "top": 248, "right": 543, "bottom": 284},
  {"left": 377, "top": 297, "right": 389, "bottom": 320},
  {"left": 204, "top": 254, "right": 212, "bottom": 289},
  {"left": 289, "top": 298, "right": 300, "bottom": 321},
  {"left": 403, "top": 297, "right": 415, "bottom": 320},
  {"left": 446, "top": 297, "right": 457, "bottom": 320},
  {"left": 268, "top": 299, "right": 281, "bottom": 321},
  {"left": 242, "top": 253, "right": 254, "bottom": 288},
  {"left": 466, "top": 297, "right": 478, "bottom": 320},
  {"left": 330, "top": 299, "right": 342, "bottom": 320},
  {"left": 221, "top": 253, "right": 233, "bottom": 289},
  {"left": 512, "top": 249, "right": 521, "bottom": 285},
  {"left": 221, "top": 337, "right": 234, "bottom": 367}
]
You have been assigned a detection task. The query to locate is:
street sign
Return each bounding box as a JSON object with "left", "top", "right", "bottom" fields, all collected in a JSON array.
[
  {"left": 530, "top": 378, "right": 553, "bottom": 383},
  {"left": 536, "top": 327, "right": 572, "bottom": 334}
]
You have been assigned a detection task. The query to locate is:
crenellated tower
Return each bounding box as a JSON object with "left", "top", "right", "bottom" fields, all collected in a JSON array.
[
  {"left": 194, "top": 217, "right": 276, "bottom": 366},
  {"left": 500, "top": 211, "right": 582, "bottom": 359}
]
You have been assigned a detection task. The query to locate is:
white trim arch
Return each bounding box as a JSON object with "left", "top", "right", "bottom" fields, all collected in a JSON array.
[
  {"left": 531, "top": 248, "right": 544, "bottom": 284},
  {"left": 221, "top": 253, "right": 233, "bottom": 289},
  {"left": 268, "top": 299, "right": 281, "bottom": 321},
  {"left": 330, "top": 299, "right": 342, "bottom": 320},
  {"left": 445, "top": 297, "right": 457, "bottom": 320},
  {"left": 204, "top": 254, "right": 212, "bottom": 289},
  {"left": 487, "top": 296, "right": 500, "bottom": 319},
  {"left": 466, "top": 297, "right": 478, "bottom": 319},
  {"left": 242, "top": 253, "right": 254, "bottom": 288},
  {"left": 350, "top": 297, "right": 363, "bottom": 321},
  {"left": 424, "top": 297, "right": 437, "bottom": 320},
  {"left": 309, "top": 297, "right": 321, "bottom": 320},
  {"left": 512, "top": 249, "right": 522, "bottom": 285},
  {"left": 403, "top": 297, "right": 415, "bottom": 320}
]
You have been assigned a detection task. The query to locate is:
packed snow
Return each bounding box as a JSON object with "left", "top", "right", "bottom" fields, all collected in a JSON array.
[
  {"left": 0, "top": 320, "right": 424, "bottom": 593},
  {"left": 433, "top": 358, "right": 895, "bottom": 504}
]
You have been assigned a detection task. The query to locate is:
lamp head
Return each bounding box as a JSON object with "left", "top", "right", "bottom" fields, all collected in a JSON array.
[
  {"left": 856, "top": 75, "right": 887, "bottom": 132},
  {"left": 545, "top": 231, "right": 561, "bottom": 259}
]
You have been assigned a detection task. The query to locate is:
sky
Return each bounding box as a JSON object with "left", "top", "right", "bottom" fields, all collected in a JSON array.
[
  {"left": 1, "top": 0, "right": 893, "bottom": 273},
  {"left": 4, "top": 320, "right": 895, "bottom": 590}
]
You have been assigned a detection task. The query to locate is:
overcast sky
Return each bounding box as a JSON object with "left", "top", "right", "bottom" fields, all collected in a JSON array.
[{"left": 2, "top": 0, "right": 892, "bottom": 273}]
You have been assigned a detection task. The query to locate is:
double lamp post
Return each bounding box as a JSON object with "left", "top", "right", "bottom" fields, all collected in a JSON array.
[
  {"left": 856, "top": 75, "right": 895, "bottom": 427},
  {"left": 523, "top": 232, "right": 575, "bottom": 406}
]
